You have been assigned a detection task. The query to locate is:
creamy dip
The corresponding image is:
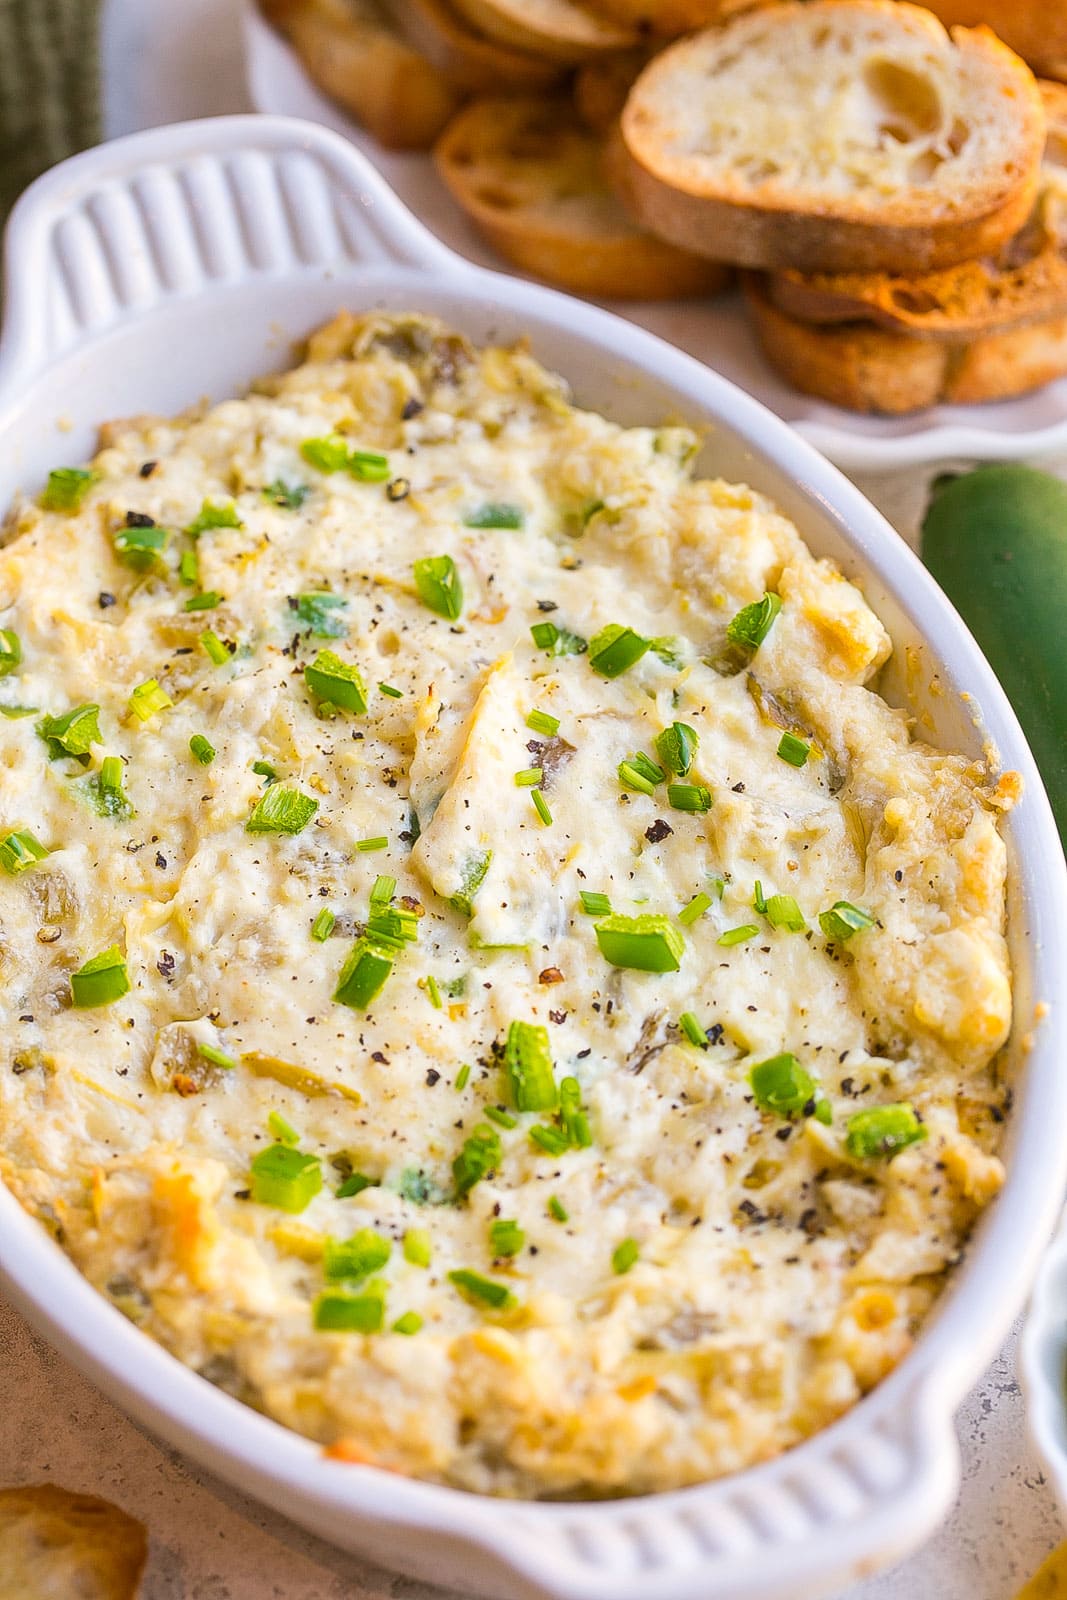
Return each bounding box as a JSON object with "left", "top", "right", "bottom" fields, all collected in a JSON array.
[{"left": 0, "top": 313, "right": 1013, "bottom": 1497}]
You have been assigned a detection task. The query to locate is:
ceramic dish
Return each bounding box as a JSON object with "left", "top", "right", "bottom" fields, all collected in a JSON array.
[
  {"left": 0, "top": 113, "right": 1064, "bottom": 1600},
  {"left": 241, "top": 0, "right": 1067, "bottom": 475},
  {"left": 1022, "top": 1214, "right": 1067, "bottom": 1515}
]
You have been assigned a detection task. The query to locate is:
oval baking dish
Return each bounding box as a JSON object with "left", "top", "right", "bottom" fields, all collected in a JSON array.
[{"left": 0, "top": 116, "right": 1063, "bottom": 1600}]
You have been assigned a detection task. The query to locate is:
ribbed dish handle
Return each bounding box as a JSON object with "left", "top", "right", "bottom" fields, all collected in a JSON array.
[{"left": 0, "top": 114, "right": 461, "bottom": 396}]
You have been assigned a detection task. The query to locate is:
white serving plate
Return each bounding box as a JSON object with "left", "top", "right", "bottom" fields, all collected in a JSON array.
[
  {"left": 1022, "top": 1214, "right": 1067, "bottom": 1516},
  {"left": 0, "top": 113, "right": 1064, "bottom": 1600},
  {"left": 242, "top": 0, "right": 1067, "bottom": 474}
]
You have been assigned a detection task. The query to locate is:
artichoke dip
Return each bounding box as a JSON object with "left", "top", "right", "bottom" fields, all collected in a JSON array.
[{"left": 0, "top": 313, "right": 1013, "bottom": 1498}]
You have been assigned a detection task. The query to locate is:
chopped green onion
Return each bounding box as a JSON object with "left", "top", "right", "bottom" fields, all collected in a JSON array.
[
  {"left": 113, "top": 522, "right": 169, "bottom": 568},
  {"left": 679, "top": 1012, "right": 708, "bottom": 1047},
  {"left": 490, "top": 1219, "right": 525, "bottom": 1257},
  {"left": 448, "top": 1269, "right": 516, "bottom": 1311},
  {"left": 718, "top": 924, "right": 758, "bottom": 947},
  {"left": 529, "top": 1123, "right": 569, "bottom": 1156},
  {"left": 198, "top": 1042, "right": 236, "bottom": 1071},
  {"left": 559, "top": 1076, "right": 592, "bottom": 1148},
  {"left": 392, "top": 1311, "right": 423, "bottom": 1335},
  {"left": 190, "top": 733, "right": 215, "bottom": 766},
  {"left": 618, "top": 759, "right": 657, "bottom": 797},
  {"left": 453, "top": 1124, "right": 502, "bottom": 1199},
  {"left": 612, "top": 1238, "right": 639, "bottom": 1275},
  {"left": 678, "top": 892, "right": 711, "bottom": 926},
  {"left": 749, "top": 1053, "right": 817, "bottom": 1118},
  {"left": 455, "top": 1064, "right": 471, "bottom": 1091},
  {"left": 504, "top": 1020, "right": 558, "bottom": 1113},
  {"left": 370, "top": 875, "right": 395, "bottom": 906},
  {"left": 186, "top": 500, "right": 242, "bottom": 538},
  {"left": 404, "top": 1228, "right": 432, "bottom": 1268},
  {"left": 250, "top": 1144, "right": 322, "bottom": 1212},
  {"left": 424, "top": 974, "right": 443, "bottom": 1009},
  {"left": 401, "top": 1168, "right": 449, "bottom": 1210},
  {"left": 0, "top": 828, "right": 49, "bottom": 875},
  {"left": 548, "top": 1196, "right": 568, "bottom": 1223},
  {"left": 530, "top": 789, "right": 552, "bottom": 826},
  {"left": 777, "top": 732, "right": 810, "bottom": 768},
  {"left": 313, "top": 1290, "right": 383, "bottom": 1332},
  {"left": 0, "top": 629, "right": 21, "bottom": 677},
  {"left": 363, "top": 905, "right": 418, "bottom": 950},
  {"left": 845, "top": 1104, "right": 926, "bottom": 1161},
  {"left": 334, "top": 938, "right": 393, "bottom": 1010},
  {"left": 70, "top": 945, "right": 130, "bottom": 1008},
  {"left": 594, "top": 914, "right": 684, "bottom": 973},
  {"left": 336, "top": 1172, "right": 377, "bottom": 1199},
  {"left": 656, "top": 721, "right": 698, "bottom": 776},
  {"left": 668, "top": 782, "right": 711, "bottom": 814},
  {"left": 199, "top": 630, "right": 231, "bottom": 667},
  {"left": 247, "top": 785, "right": 318, "bottom": 835},
  {"left": 266, "top": 1111, "right": 298, "bottom": 1145},
  {"left": 40, "top": 467, "right": 96, "bottom": 512},
  {"left": 311, "top": 908, "right": 335, "bottom": 942},
  {"left": 264, "top": 479, "right": 309, "bottom": 510},
  {"left": 128, "top": 678, "right": 172, "bottom": 722},
  {"left": 764, "top": 894, "right": 805, "bottom": 932},
  {"left": 252, "top": 761, "right": 278, "bottom": 786},
  {"left": 0, "top": 705, "right": 37, "bottom": 718},
  {"left": 324, "top": 1227, "right": 391, "bottom": 1281},
  {"left": 449, "top": 849, "right": 491, "bottom": 917},
  {"left": 514, "top": 767, "right": 543, "bottom": 787},
  {"left": 727, "top": 592, "right": 781, "bottom": 651},
  {"left": 708, "top": 874, "right": 726, "bottom": 900},
  {"left": 304, "top": 649, "right": 368, "bottom": 715},
  {"left": 356, "top": 835, "right": 388, "bottom": 854},
  {"left": 464, "top": 502, "right": 524, "bottom": 529},
  {"left": 485, "top": 1105, "right": 517, "bottom": 1129},
  {"left": 179, "top": 550, "right": 199, "bottom": 586},
  {"left": 526, "top": 708, "right": 560, "bottom": 737},
  {"left": 588, "top": 623, "right": 650, "bottom": 679},
  {"left": 753, "top": 881, "right": 767, "bottom": 914},
  {"left": 301, "top": 435, "right": 390, "bottom": 481},
  {"left": 378, "top": 682, "right": 403, "bottom": 698},
  {"left": 37, "top": 703, "right": 100, "bottom": 762},
  {"left": 530, "top": 620, "right": 587, "bottom": 656},
  {"left": 184, "top": 591, "right": 223, "bottom": 612},
  {"left": 819, "top": 901, "right": 876, "bottom": 941},
  {"left": 579, "top": 889, "right": 612, "bottom": 917},
  {"left": 291, "top": 592, "right": 348, "bottom": 638},
  {"left": 85, "top": 757, "right": 133, "bottom": 820},
  {"left": 413, "top": 554, "right": 463, "bottom": 621}
]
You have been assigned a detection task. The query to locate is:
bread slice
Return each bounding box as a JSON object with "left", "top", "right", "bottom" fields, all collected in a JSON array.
[
  {"left": 446, "top": 0, "right": 638, "bottom": 63},
  {"left": 768, "top": 80, "right": 1067, "bottom": 340},
  {"left": 385, "top": 0, "right": 566, "bottom": 92},
  {"left": 0, "top": 1484, "right": 148, "bottom": 1600},
  {"left": 574, "top": 49, "right": 651, "bottom": 134},
  {"left": 435, "top": 96, "right": 731, "bottom": 298},
  {"left": 922, "top": 1, "right": 1067, "bottom": 83},
  {"left": 257, "top": 0, "right": 462, "bottom": 149},
  {"left": 744, "top": 272, "right": 1067, "bottom": 411},
  {"left": 582, "top": 0, "right": 759, "bottom": 37},
  {"left": 616, "top": 0, "right": 1046, "bottom": 274}
]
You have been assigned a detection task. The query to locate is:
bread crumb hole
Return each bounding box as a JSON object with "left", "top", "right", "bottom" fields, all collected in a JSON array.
[{"left": 863, "top": 58, "right": 944, "bottom": 142}]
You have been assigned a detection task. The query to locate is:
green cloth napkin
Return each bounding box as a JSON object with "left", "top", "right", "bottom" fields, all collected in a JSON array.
[{"left": 0, "top": 0, "right": 103, "bottom": 218}]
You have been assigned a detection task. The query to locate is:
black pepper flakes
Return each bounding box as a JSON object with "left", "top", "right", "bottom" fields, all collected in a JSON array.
[
  {"left": 426, "top": 1068, "right": 441, "bottom": 1087},
  {"left": 124, "top": 510, "right": 156, "bottom": 528},
  {"left": 386, "top": 477, "right": 411, "bottom": 502},
  {"left": 98, "top": 592, "right": 116, "bottom": 610},
  {"left": 645, "top": 819, "right": 673, "bottom": 844},
  {"left": 138, "top": 460, "right": 158, "bottom": 478},
  {"left": 401, "top": 397, "right": 424, "bottom": 421}
]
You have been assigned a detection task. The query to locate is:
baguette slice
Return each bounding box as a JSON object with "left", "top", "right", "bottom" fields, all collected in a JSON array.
[
  {"left": 617, "top": 0, "right": 1046, "bottom": 274},
  {"left": 768, "top": 81, "right": 1067, "bottom": 340},
  {"left": 0, "top": 1484, "right": 148, "bottom": 1600},
  {"left": 446, "top": 0, "right": 638, "bottom": 62},
  {"left": 258, "top": 0, "right": 461, "bottom": 150},
  {"left": 744, "top": 272, "right": 1067, "bottom": 411},
  {"left": 385, "top": 0, "right": 566, "bottom": 92},
  {"left": 435, "top": 97, "right": 731, "bottom": 299},
  {"left": 922, "top": 1, "right": 1067, "bottom": 83},
  {"left": 582, "top": 0, "right": 759, "bottom": 37}
]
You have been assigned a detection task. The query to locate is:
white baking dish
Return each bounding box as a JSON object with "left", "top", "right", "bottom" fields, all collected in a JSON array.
[{"left": 0, "top": 115, "right": 1064, "bottom": 1600}]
